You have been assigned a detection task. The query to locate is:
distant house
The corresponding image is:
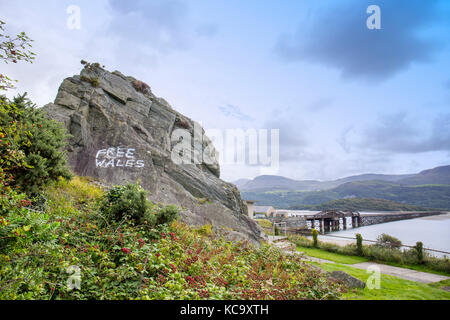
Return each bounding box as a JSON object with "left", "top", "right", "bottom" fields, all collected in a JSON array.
[
  {"left": 272, "top": 210, "right": 288, "bottom": 218},
  {"left": 254, "top": 206, "right": 275, "bottom": 217},
  {"left": 243, "top": 202, "right": 276, "bottom": 219}
]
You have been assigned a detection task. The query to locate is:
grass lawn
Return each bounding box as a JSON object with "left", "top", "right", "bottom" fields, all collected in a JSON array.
[
  {"left": 315, "top": 262, "right": 450, "bottom": 300},
  {"left": 296, "top": 246, "right": 369, "bottom": 264},
  {"left": 296, "top": 245, "right": 450, "bottom": 277}
]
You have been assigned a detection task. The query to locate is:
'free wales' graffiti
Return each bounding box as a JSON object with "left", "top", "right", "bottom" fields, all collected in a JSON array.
[{"left": 95, "top": 147, "right": 145, "bottom": 169}]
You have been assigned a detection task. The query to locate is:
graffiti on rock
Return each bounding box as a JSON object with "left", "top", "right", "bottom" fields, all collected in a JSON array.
[{"left": 95, "top": 147, "right": 145, "bottom": 169}]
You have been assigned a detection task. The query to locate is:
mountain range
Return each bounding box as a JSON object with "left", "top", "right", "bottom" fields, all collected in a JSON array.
[{"left": 236, "top": 165, "right": 450, "bottom": 210}]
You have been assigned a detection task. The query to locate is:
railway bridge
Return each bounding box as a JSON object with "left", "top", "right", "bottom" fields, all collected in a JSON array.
[{"left": 269, "top": 210, "right": 446, "bottom": 235}]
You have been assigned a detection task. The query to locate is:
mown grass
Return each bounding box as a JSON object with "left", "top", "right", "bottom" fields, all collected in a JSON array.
[
  {"left": 296, "top": 246, "right": 368, "bottom": 264},
  {"left": 315, "top": 262, "right": 450, "bottom": 300},
  {"left": 297, "top": 244, "right": 450, "bottom": 277},
  {"left": 290, "top": 235, "right": 450, "bottom": 275}
]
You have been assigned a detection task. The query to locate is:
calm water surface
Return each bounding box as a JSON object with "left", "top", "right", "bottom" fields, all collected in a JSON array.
[{"left": 329, "top": 213, "right": 450, "bottom": 257}]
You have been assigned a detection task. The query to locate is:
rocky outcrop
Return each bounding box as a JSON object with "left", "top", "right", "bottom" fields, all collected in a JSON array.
[
  {"left": 44, "top": 62, "right": 265, "bottom": 244},
  {"left": 327, "top": 271, "right": 366, "bottom": 289}
]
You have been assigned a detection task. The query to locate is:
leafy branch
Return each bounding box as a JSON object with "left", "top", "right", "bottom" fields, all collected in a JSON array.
[{"left": 0, "top": 19, "right": 36, "bottom": 90}]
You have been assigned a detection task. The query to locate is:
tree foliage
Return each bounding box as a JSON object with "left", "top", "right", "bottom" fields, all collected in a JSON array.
[
  {"left": 0, "top": 20, "right": 35, "bottom": 90},
  {"left": 0, "top": 94, "right": 72, "bottom": 195},
  {"left": 312, "top": 229, "right": 319, "bottom": 247},
  {"left": 356, "top": 233, "right": 363, "bottom": 256},
  {"left": 376, "top": 233, "right": 402, "bottom": 250}
]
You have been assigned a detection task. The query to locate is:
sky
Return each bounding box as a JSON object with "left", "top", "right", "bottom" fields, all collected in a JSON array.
[{"left": 1, "top": 0, "right": 450, "bottom": 182}]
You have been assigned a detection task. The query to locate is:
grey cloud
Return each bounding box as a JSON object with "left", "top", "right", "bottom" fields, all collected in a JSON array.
[
  {"left": 107, "top": 0, "right": 191, "bottom": 56},
  {"left": 264, "top": 118, "right": 308, "bottom": 162},
  {"left": 218, "top": 104, "right": 253, "bottom": 121},
  {"left": 275, "top": 0, "right": 448, "bottom": 81},
  {"left": 362, "top": 112, "right": 450, "bottom": 153}
]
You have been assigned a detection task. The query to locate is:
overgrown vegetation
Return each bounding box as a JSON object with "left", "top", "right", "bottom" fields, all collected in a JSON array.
[
  {"left": 0, "top": 94, "right": 72, "bottom": 195},
  {"left": 0, "top": 178, "right": 344, "bottom": 300},
  {"left": 254, "top": 219, "right": 274, "bottom": 235},
  {"left": 376, "top": 233, "right": 402, "bottom": 249},
  {"left": 289, "top": 234, "right": 450, "bottom": 275},
  {"left": 312, "top": 229, "right": 319, "bottom": 248}
]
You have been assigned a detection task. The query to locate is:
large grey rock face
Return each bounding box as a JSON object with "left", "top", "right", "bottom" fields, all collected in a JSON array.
[{"left": 44, "top": 63, "right": 265, "bottom": 244}]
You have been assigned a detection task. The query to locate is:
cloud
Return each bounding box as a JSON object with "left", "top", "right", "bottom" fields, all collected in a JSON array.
[
  {"left": 264, "top": 117, "right": 309, "bottom": 162},
  {"left": 362, "top": 112, "right": 450, "bottom": 153},
  {"left": 275, "top": 0, "right": 448, "bottom": 82},
  {"left": 107, "top": 0, "right": 191, "bottom": 56},
  {"left": 218, "top": 104, "right": 253, "bottom": 121}
]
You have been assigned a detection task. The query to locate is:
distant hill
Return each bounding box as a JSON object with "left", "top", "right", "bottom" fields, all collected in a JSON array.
[
  {"left": 335, "top": 173, "right": 415, "bottom": 184},
  {"left": 236, "top": 175, "right": 325, "bottom": 192},
  {"left": 289, "top": 198, "right": 430, "bottom": 212},
  {"left": 240, "top": 166, "right": 450, "bottom": 210},
  {"left": 233, "top": 178, "right": 251, "bottom": 189},
  {"left": 241, "top": 182, "right": 450, "bottom": 210},
  {"left": 235, "top": 167, "right": 443, "bottom": 192},
  {"left": 397, "top": 166, "right": 450, "bottom": 185}
]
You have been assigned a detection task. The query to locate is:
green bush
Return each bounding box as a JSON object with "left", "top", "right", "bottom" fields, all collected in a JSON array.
[
  {"left": 376, "top": 233, "right": 402, "bottom": 249},
  {"left": 424, "top": 255, "right": 450, "bottom": 273},
  {"left": 312, "top": 229, "right": 319, "bottom": 248},
  {"left": 365, "top": 245, "right": 404, "bottom": 264},
  {"left": 155, "top": 205, "right": 179, "bottom": 225},
  {"left": 415, "top": 242, "right": 424, "bottom": 264},
  {"left": 100, "top": 183, "right": 156, "bottom": 225},
  {"left": 0, "top": 94, "right": 72, "bottom": 195},
  {"left": 100, "top": 183, "right": 179, "bottom": 227},
  {"left": 356, "top": 234, "right": 363, "bottom": 256}
]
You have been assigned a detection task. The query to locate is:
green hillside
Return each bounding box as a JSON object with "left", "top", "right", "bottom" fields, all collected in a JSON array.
[
  {"left": 289, "top": 198, "right": 430, "bottom": 211},
  {"left": 242, "top": 181, "right": 450, "bottom": 210}
]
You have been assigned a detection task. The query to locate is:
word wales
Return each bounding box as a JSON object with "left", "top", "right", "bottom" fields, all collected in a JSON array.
[{"left": 95, "top": 147, "right": 145, "bottom": 169}]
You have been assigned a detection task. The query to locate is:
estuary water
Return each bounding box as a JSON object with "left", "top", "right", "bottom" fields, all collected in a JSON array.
[{"left": 327, "top": 212, "right": 450, "bottom": 257}]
